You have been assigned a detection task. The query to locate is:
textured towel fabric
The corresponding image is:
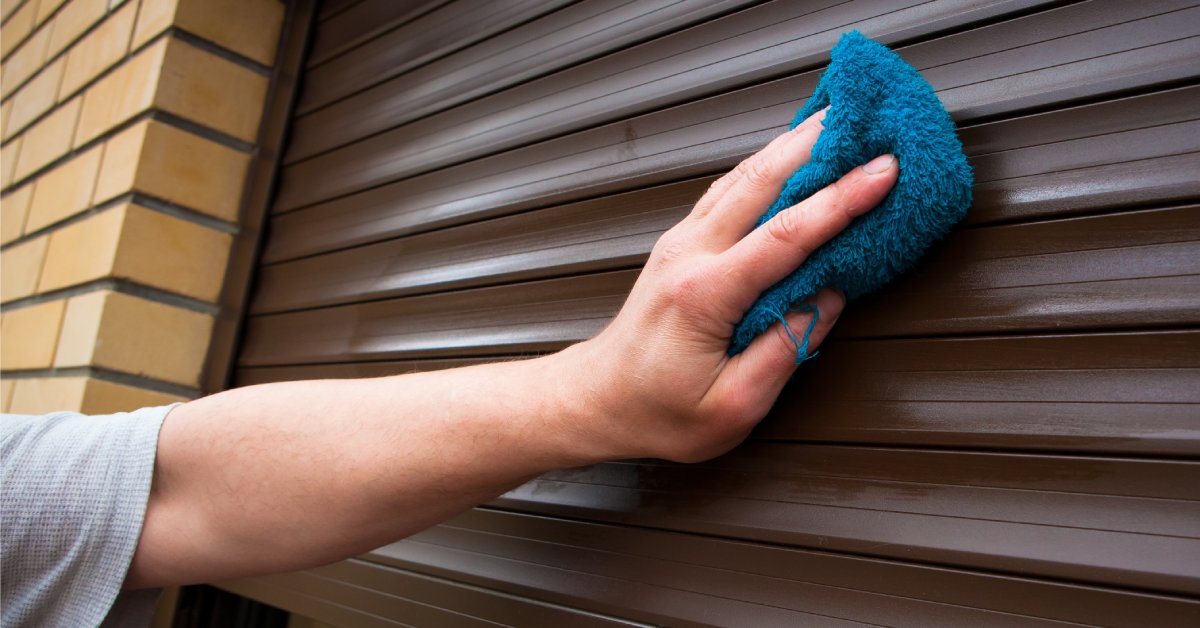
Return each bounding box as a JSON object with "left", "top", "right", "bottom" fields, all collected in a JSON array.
[{"left": 728, "top": 31, "right": 973, "bottom": 357}]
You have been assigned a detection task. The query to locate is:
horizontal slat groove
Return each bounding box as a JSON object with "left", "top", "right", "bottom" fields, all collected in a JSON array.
[
  {"left": 237, "top": 328, "right": 1200, "bottom": 457},
  {"left": 308, "top": 0, "right": 453, "bottom": 68},
  {"left": 264, "top": 1, "right": 1200, "bottom": 264},
  {"left": 275, "top": 0, "right": 1058, "bottom": 214},
  {"left": 230, "top": 0, "right": 1199, "bottom": 621},
  {"left": 239, "top": 202, "right": 1200, "bottom": 362},
  {"left": 250, "top": 84, "right": 1198, "bottom": 314},
  {"left": 492, "top": 444, "right": 1200, "bottom": 595},
  {"left": 297, "top": 0, "right": 574, "bottom": 113},
  {"left": 287, "top": 0, "right": 765, "bottom": 163},
  {"left": 221, "top": 559, "right": 648, "bottom": 628},
  {"left": 354, "top": 508, "right": 1200, "bottom": 626}
]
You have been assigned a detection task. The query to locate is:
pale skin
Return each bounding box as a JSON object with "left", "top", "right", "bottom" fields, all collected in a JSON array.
[{"left": 125, "top": 109, "right": 898, "bottom": 589}]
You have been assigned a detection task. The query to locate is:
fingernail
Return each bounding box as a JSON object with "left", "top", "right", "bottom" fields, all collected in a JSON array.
[{"left": 863, "top": 154, "right": 895, "bottom": 174}]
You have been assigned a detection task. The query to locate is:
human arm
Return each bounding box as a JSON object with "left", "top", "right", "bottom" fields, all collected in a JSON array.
[{"left": 125, "top": 110, "right": 898, "bottom": 589}]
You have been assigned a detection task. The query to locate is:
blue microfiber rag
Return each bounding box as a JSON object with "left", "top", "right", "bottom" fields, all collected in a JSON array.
[{"left": 728, "top": 31, "right": 973, "bottom": 358}]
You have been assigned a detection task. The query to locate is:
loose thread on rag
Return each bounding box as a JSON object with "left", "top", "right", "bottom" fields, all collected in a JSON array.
[{"left": 772, "top": 303, "right": 821, "bottom": 364}]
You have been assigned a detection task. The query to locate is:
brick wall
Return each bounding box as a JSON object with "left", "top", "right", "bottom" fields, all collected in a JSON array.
[{"left": 0, "top": 0, "right": 286, "bottom": 414}]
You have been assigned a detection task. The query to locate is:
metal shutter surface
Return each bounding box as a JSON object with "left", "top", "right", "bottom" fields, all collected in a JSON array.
[{"left": 223, "top": 0, "right": 1200, "bottom": 624}]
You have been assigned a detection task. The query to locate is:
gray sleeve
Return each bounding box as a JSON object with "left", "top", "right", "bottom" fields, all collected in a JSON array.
[{"left": 2, "top": 404, "right": 176, "bottom": 627}]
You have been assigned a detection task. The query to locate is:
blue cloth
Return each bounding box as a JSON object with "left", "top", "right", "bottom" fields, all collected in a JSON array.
[{"left": 729, "top": 32, "right": 973, "bottom": 356}]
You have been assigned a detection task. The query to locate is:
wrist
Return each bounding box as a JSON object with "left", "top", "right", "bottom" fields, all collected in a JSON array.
[{"left": 532, "top": 339, "right": 629, "bottom": 467}]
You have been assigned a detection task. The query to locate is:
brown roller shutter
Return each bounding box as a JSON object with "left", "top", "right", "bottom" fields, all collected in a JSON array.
[{"left": 221, "top": 0, "right": 1200, "bottom": 624}]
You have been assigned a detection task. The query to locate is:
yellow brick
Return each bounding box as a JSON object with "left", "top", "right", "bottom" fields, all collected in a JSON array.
[
  {"left": 74, "top": 38, "right": 165, "bottom": 146},
  {"left": 12, "top": 97, "right": 81, "bottom": 182},
  {"left": 1, "top": 0, "right": 24, "bottom": 21},
  {"left": 1, "top": 0, "right": 37, "bottom": 58},
  {"left": 133, "top": 0, "right": 283, "bottom": 66},
  {"left": 8, "top": 376, "right": 87, "bottom": 413},
  {"left": 1, "top": 136, "right": 21, "bottom": 188},
  {"left": 1, "top": 183, "right": 33, "bottom": 243},
  {"left": 1, "top": 99, "right": 12, "bottom": 138},
  {"left": 82, "top": 377, "right": 187, "bottom": 413},
  {"left": 1, "top": 377, "right": 14, "bottom": 411},
  {"left": 52, "top": 290, "right": 104, "bottom": 366},
  {"left": 156, "top": 38, "right": 268, "bottom": 142},
  {"left": 37, "top": 204, "right": 122, "bottom": 292},
  {"left": 36, "top": 0, "right": 71, "bottom": 24},
  {"left": 130, "top": 0, "right": 174, "bottom": 51},
  {"left": 1, "top": 299, "right": 66, "bottom": 369},
  {"left": 4, "top": 374, "right": 185, "bottom": 414},
  {"left": 91, "top": 120, "right": 144, "bottom": 204},
  {"left": 177, "top": 0, "right": 283, "bottom": 66},
  {"left": 0, "top": 234, "right": 47, "bottom": 301},
  {"left": 24, "top": 142, "right": 102, "bottom": 231},
  {"left": 59, "top": 0, "right": 137, "bottom": 98},
  {"left": 5, "top": 57, "right": 66, "bottom": 141},
  {"left": 54, "top": 290, "right": 211, "bottom": 385},
  {"left": 30, "top": 201, "right": 232, "bottom": 299},
  {"left": 94, "top": 292, "right": 213, "bottom": 386},
  {"left": 46, "top": 0, "right": 107, "bottom": 59},
  {"left": 1, "top": 19, "right": 51, "bottom": 94},
  {"left": 117, "top": 204, "right": 231, "bottom": 301},
  {"left": 133, "top": 120, "right": 248, "bottom": 221}
]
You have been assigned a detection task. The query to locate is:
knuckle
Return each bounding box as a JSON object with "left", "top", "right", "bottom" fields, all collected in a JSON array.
[
  {"left": 764, "top": 206, "right": 802, "bottom": 244},
  {"left": 734, "top": 155, "right": 777, "bottom": 191},
  {"left": 667, "top": 268, "right": 707, "bottom": 300},
  {"left": 828, "top": 174, "right": 863, "bottom": 221},
  {"left": 705, "top": 175, "right": 730, "bottom": 197},
  {"left": 693, "top": 176, "right": 731, "bottom": 218},
  {"left": 648, "top": 229, "right": 686, "bottom": 269},
  {"left": 661, "top": 266, "right": 721, "bottom": 318}
]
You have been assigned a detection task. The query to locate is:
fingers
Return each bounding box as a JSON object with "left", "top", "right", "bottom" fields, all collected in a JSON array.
[
  {"left": 717, "top": 154, "right": 898, "bottom": 313},
  {"left": 689, "top": 109, "right": 827, "bottom": 250},
  {"left": 709, "top": 288, "right": 845, "bottom": 419}
]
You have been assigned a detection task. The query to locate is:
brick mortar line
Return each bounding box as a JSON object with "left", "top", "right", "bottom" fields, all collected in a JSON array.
[
  {"left": 0, "top": 277, "right": 221, "bottom": 316},
  {"left": 0, "top": 193, "right": 131, "bottom": 248},
  {"left": 4, "top": 73, "right": 257, "bottom": 161},
  {"left": 3, "top": 23, "right": 157, "bottom": 140},
  {"left": 130, "top": 192, "right": 242, "bottom": 234},
  {"left": 0, "top": 0, "right": 34, "bottom": 29},
  {"left": 1, "top": 23, "right": 275, "bottom": 145},
  {"left": 1, "top": 0, "right": 138, "bottom": 102},
  {"left": 1, "top": 103, "right": 256, "bottom": 197},
  {"left": 2, "top": 4, "right": 147, "bottom": 141},
  {"left": 1, "top": 185, "right": 241, "bottom": 254},
  {"left": 169, "top": 27, "right": 273, "bottom": 76},
  {"left": 150, "top": 109, "right": 256, "bottom": 153},
  {"left": 0, "top": 366, "right": 201, "bottom": 399},
  {"left": 0, "top": 0, "right": 73, "bottom": 62}
]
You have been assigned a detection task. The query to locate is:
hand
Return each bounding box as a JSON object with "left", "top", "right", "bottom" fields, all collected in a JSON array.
[
  {"left": 127, "top": 110, "right": 896, "bottom": 589},
  {"left": 561, "top": 109, "right": 899, "bottom": 463}
]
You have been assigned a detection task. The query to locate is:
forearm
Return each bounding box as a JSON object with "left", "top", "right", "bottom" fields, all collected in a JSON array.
[
  {"left": 127, "top": 346, "right": 608, "bottom": 588},
  {"left": 125, "top": 112, "right": 894, "bottom": 589}
]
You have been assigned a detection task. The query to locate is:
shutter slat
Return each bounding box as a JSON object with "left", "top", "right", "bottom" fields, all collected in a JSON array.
[
  {"left": 496, "top": 445, "right": 1200, "bottom": 595},
  {"left": 226, "top": 0, "right": 1200, "bottom": 622},
  {"left": 288, "top": 0, "right": 763, "bottom": 162}
]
